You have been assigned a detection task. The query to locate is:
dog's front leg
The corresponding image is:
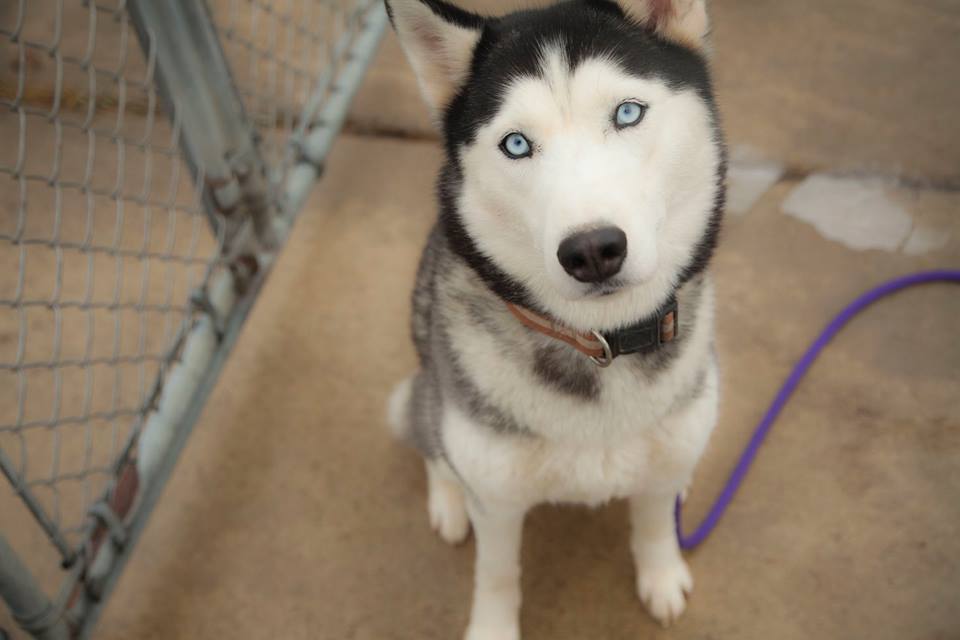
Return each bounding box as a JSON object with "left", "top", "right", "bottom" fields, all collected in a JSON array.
[
  {"left": 464, "top": 500, "right": 526, "bottom": 640},
  {"left": 631, "top": 361, "right": 717, "bottom": 626},
  {"left": 630, "top": 490, "right": 692, "bottom": 626}
]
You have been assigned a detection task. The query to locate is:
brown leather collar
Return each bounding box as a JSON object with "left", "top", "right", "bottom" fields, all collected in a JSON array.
[{"left": 506, "top": 296, "right": 678, "bottom": 366}]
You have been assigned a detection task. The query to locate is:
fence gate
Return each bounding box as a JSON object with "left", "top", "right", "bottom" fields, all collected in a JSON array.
[{"left": 0, "top": 0, "right": 386, "bottom": 636}]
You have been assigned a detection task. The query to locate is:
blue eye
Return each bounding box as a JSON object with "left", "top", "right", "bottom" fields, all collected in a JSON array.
[
  {"left": 500, "top": 132, "right": 532, "bottom": 159},
  {"left": 614, "top": 100, "right": 647, "bottom": 128}
]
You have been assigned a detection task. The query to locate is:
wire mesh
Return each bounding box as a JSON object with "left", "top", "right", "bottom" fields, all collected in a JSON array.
[
  {"left": 0, "top": 0, "right": 224, "bottom": 563},
  {"left": 210, "top": 0, "right": 375, "bottom": 201},
  {"left": 1, "top": 0, "right": 384, "bottom": 636}
]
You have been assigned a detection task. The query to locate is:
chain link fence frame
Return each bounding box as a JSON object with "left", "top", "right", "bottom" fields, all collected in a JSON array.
[{"left": 0, "top": 1, "right": 386, "bottom": 637}]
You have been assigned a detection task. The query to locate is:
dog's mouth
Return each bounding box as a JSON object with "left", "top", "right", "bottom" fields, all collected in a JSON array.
[{"left": 586, "top": 279, "right": 627, "bottom": 297}]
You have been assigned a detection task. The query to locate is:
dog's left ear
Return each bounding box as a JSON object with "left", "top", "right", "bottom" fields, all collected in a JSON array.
[
  {"left": 386, "top": 0, "right": 485, "bottom": 115},
  {"left": 619, "top": 0, "right": 710, "bottom": 52}
]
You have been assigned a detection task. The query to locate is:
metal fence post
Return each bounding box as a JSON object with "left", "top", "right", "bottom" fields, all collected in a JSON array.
[
  {"left": 126, "top": 0, "right": 274, "bottom": 255},
  {"left": 1, "top": 0, "right": 387, "bottom": 636},
  {"left": 0, "top": 536, "right": 69, "bottom": 640},
  {"left": 284, "top": 4, "right": 390, "bottom": 221}
]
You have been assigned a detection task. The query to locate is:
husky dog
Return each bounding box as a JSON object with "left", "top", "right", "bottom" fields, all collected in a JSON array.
[{"left": 385, "top": 0, "right": 724, "bottom": 636}]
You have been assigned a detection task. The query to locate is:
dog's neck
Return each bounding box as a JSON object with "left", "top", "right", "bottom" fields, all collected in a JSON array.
[{"left": 504, "top": 295, "right": 679, "bottom": 367}]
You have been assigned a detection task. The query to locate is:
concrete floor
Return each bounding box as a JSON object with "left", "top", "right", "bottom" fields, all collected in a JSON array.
[{"left": 3, "top": 0, "right": 960, "bottom": 638}]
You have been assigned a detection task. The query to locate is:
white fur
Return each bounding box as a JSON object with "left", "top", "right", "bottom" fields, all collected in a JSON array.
[
  {"left": 443, "top": 281, "right": 716, "bottom": 504},
  {"left": 387, "top": 375, "right": 414, "bottom": 440},
  {"left": 388, "top": 6, "right": 722, "bottom": 637},
  {"left": 632, "top": 524, "right": 694, "bottom": 625},
  {"left": 440, "top": 282, "right": 717, "bottom": 637},
  {"left": 388, "top": 1, "right": 481, "bottom": 115},
  {"left": 624, "top": 0, "right": 710, "bottom": 51},
  {"left": 458, "top": 48, "right": 721, "bottom": 332},
  {"left": 426, "top": 458, "right": 471, "bottom": 544},
  {"left": 420, "top": 50, "right": 718, "bottom": 634},
  {"left": 464, "top": 499, "right": 525, "bottom": 640}
]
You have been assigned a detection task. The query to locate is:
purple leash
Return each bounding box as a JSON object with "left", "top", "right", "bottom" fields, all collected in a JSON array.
[{"left": 676, "top": 269, "right": 960, "bottom": 550}]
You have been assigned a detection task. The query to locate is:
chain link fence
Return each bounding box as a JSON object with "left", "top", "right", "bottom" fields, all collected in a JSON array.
[{"left": 0, "top": 0, "right": 386, "bottom": 637}]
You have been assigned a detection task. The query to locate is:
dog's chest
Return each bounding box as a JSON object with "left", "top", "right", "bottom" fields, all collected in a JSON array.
[
  {"left": 445, "top": 399, "right": 671, "bottom": 505},
  {"left": 445, "top": 352, "right": 688, "bottom": 506},
  {"left": 435, "top": 274, "right": 714, "bottom": 506}
]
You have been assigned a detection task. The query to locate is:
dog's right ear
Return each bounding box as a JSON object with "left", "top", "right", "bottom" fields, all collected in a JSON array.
[
  {"left": 385, "top": 0, "right": 485, "bottom": 114},
  {"left": 616, "top": 0, "right": 710, "bottom": 52}
]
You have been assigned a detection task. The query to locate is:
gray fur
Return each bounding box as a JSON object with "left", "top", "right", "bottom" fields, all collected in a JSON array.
[
  {"left": 404, "top": 224, "right": 710, "bottom": 459},
  {"left": 407, "top": 228, "right": 533, "bottom": 458},
  {"left": 533, "top": 343, "right": 600, "bottom": 400},
  {"left": 435, "top": 323, "right": 532, "bottom": 438},
  {"left": 407, "top": 368, "right": 445, "bottom": 457}
]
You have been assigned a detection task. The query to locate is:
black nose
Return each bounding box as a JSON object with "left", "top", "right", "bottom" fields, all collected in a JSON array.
[{"left": 557, "top": 227, "right": 628, "bottom": 284}]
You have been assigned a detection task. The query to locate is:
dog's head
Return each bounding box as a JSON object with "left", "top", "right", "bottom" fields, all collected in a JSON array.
[{"left": 388, "top": 0, "right": 724, "bottom": 331}]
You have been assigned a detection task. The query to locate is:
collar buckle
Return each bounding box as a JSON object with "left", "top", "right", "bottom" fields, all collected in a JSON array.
[{"left": 588, "top": 330, "right": 614, "bottom": 368}]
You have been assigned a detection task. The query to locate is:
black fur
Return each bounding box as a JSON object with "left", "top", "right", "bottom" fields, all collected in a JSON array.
[
  {"left": 422, "top": 0, "right": 724, "bottom": 313},
  {"left": 442, "top": 0, "right": 714, "bottom": 151},
  {"left": 677, "top": 149, "right": 727, "bottom": 285}
]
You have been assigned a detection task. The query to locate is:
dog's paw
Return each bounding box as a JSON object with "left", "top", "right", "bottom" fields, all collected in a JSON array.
[
  {"left": 427, "top": 475, "right": 470, "bottom": 544},
  {"left": 463, "top": 621, "right": 520, "bottom": 640},
  {"left": 636, "top": 559, "right": 693, "bottom": 627}
]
